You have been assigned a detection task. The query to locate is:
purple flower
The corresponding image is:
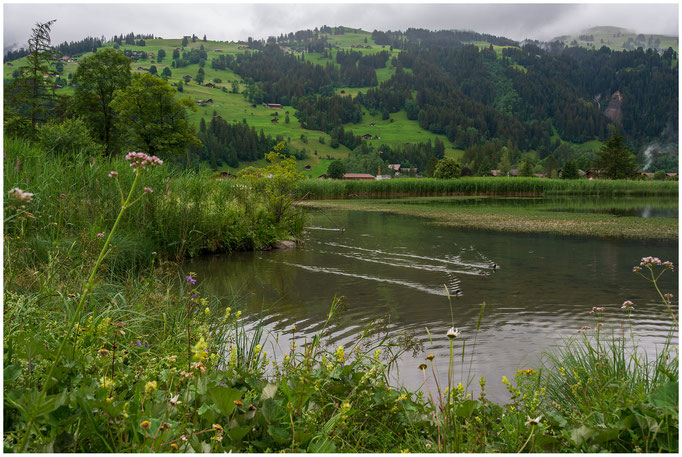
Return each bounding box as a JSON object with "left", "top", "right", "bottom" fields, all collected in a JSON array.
[
  {"left": 109, "top": 171, "right": 118, "bottom": 179},
  {"left": 97, "top": 232, "right": 105, "bottom": 239},
  {"left": 144, "top": 344, "right": 149, "bottom": 348},
  {"left": 136, "top": 340, "right": 142, "bottom": 347},
  {"left": 185, "top": 275, "right": 196, "bottom": 285},
  {"left": 143, "top": 187, "right": 153, "bottom": 193},
  {"left": 125, "top": 152, "right": 163, "bottom": 170}
]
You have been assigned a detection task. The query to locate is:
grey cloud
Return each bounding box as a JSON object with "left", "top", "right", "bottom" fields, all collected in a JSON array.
[{"left": 4, "top": 3, "right": 678, "bottom": 52}]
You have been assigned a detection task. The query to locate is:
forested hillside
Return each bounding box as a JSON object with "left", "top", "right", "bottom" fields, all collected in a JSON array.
[{"left": 4, "top": 25, "right": 678, "bottom": 173}]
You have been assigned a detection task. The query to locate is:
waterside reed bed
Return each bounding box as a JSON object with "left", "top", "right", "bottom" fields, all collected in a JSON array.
[{"left": 297, "top": 177, "right": 678, "bottom": 199}]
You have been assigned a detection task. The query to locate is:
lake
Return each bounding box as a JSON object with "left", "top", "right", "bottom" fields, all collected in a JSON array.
[{"left": 189, "top": 198, "right": 678, "bottom": 402}]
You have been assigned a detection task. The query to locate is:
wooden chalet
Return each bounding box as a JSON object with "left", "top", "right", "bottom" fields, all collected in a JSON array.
[
  {"left": 361, "top": 134, "right": 373, "bottom": 140},
  {"left": 267, "top": 103, "right": 283, "bottom": 109},
  {"left": 343, "top": 173, "right": 375, "bottom": 181}
]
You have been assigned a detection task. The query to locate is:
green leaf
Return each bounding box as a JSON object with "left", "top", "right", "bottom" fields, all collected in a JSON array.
[
  {"left": 309, "top": 439, "right": 336, "bottom": 453},
  {"left": 260, "top": 383, "right": 278, "bottom": 401},
  {"left": 4, "top": 364, "right": 22, "bottom": 383},
  {"left": 267, "top": 425, "right": 291, "bottom": 445},
  {"left": 649, "top": 381, "right": 678, "bottom": 415},
  {"left": 566, "top": 425, "right": 596, "bottom": 448},
  {"left": 227, "top": 425, "right": 251, "bottom": 443},
  {"left": 208, "top": 385, "right": 242, "bottom": 418},
  {"left": 455, "top": 400, "right": 479, "bottom": 418}
]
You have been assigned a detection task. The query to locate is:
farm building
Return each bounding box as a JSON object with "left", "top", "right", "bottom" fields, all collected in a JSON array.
[
  {"left": 271, "top": 118, "right": 279, "bottom": 123},
  {"left": 343, "top": 173, "right": 375, "bottom": 181},
  {"left": 361, "top": 134, "right": 373, "bottom": 140},
  {"left": 267, "top": 103, "right": 283, "bottom": 109},
  {"left": 205, "top": 83, "right": 216, "bottom": 88}
]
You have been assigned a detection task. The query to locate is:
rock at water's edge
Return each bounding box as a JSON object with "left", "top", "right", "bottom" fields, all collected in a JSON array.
[{"left": 273, "top": 240, "right": 296, "bottom": 250}]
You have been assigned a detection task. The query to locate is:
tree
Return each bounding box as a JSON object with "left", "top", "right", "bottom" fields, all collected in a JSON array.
[
  {"left": 231, "top": 80, "right": 240, "bottom": 94},
  {"left": 177, "top": 80, "right": 183, "bottom": 92},
  {"left": 561, "top": 160, "right": 580, "bottom": 179},
  {"left": 7, "top": 20, "right": 57, "bottom": 138},
  {"left": 149, "top": 65, "right": 157, "bottom": 75},
  {"left": 72, "top": 48, "right": 131, "bottom": 155},
  {"left": 594, "top": 133, "right": 639, "bottom": 180},
  {"left": 111, "top": 73, "right": 200, "bottom": 157},
  {"left": 203, "top": 34, "right": 207, "bottom": 42},
  {"left": 653, "top": 170, "right": 668, "bottom": 181},
  {"left": 157, "top": 48, "right": 166, "bottom": 62},
  {"left": 196, "top": 67, "right": 205, "bottom": 84},
  {"left": 327, "top": 160, "right": 346, "bottom": 179},
  {"left": 181, "top": 36, "right": 189, "bottom": 47},
  {"left": 433, "top": 157, "right": 461, "bottom": 179},
  {"left": 519, "top": 160, "right": 534, "bottom": 177},
  {"left": 161, "top": 67, "right": 172, "bottom": 79},
  {"left": 172, "top": 48, "right": 180, "bottom": 59}
]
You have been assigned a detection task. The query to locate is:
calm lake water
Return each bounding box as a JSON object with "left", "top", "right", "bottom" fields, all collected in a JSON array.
[{"left": 189, "top": 198, "right": 678, "bottom": 402}]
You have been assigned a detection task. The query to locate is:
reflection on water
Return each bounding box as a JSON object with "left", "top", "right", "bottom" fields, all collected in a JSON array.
[{"left": 188, "top": 202, "right": 678, "bottom": 402}]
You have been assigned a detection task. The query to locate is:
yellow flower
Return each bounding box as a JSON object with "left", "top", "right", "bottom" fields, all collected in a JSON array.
[
  {"left": 105, "top": 397, "right": 111, "bottom": 403},
  {"left": 204, "top": 307, "right": 210, "bottom": 315},
  {"left": 233, "top": 400, "right": 244, "bottom": 407},
  {"left": 191, "top": 337, "right": 208, "bottom": 361},
  {"left": 170, "top": 443, "right": 179, "bottom": 450},
  {"left": 212, "top": 423, "right": 223, "bottom": 431},
  {"left": 225, "top": 307, "right": 232, "bottom": 317},
  {"left": 235, "top": 310, "right": 242, "bottom": 318},
  {"left": 100, "top": 377, "right": 114, "bottom": 390},
  {"left": 426, "top": 354, "right": 435, "bottom": 361},
  {"left": 145, "top": 381, "right": 158, "bottom": 394},
  {"left": 341, "top": 400, "right": 351, "bottom": 412},
  {"left": 335, "top": 345, "right": 345, "bottom": 362},
  {"left": 140, "top": 420, "right": 151, "bottom": 429}
]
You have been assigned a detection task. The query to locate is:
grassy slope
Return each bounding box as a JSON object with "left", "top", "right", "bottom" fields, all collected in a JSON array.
[
  {"left": 4, "top": 29, "right": 607, "bottom": 172},
  {"left": 554, "top": 26, "right": 678, "bottom": 52}
]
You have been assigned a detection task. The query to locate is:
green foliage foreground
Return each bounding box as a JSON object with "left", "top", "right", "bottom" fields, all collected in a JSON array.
[{"left": 3, "top": 139, "right": 678, "bottom": 453}]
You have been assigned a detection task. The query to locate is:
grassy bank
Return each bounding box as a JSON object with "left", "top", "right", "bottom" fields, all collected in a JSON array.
[
  {"left": 4, "top": 137, "right": 304, "bottom": 280},
  {"left": 3, "top": 139, "right": 678, "bottom": 452},
  {"left": 300, "top": 197, "right": 679, "bottom": 240},
  {"left": 297, "top": 177, "right": 679, "bottom": 199}
]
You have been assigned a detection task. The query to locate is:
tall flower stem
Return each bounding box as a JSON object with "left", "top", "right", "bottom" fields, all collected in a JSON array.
[{"left": 19, "top": 172, "right": 141, "bottom": 452}]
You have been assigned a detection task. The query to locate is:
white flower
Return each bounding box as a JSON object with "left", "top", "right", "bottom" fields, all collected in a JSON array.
[
  {"left": 525, "top": 414, "right": 543, "bottom": 426},
  {"left": 170, "top": 394, "right": 182, "bottom": 406},
  {"left": 447, "top": 327, "right": 461, "bottom": 339}
]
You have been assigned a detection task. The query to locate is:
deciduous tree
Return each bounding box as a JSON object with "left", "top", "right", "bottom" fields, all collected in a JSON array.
[
  {"left": 72, "top": 48, "right": 131, "bottom": 155},
  {"left": 111, "top": 73, "right": 200, "bottom": 157}
]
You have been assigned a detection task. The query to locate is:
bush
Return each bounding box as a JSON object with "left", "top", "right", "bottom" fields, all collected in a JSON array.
[
  {"left": 654, "top": 170, "right": 668, "bottom": 180},
  {"left": 36, "top": 118, "right": 105, "bottom": 156},
  {"left": 433, "top": 157, "right": 462, "bottom": 179},
  {"left": 327, "top": 160, "right": 346, "bottom": 179}
]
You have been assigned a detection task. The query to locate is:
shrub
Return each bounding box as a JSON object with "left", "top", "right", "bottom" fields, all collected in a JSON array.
[
  {"left": 327, "top": 160, "right": 346, "bottom": 179},
  {"left": 433, "top": 157, "right": 461, "bottom": 179},
  {"left": 37, "top": 118, "right": 105, "bottom": 156}
]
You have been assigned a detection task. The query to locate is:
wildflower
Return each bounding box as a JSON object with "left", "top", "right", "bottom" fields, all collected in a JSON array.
[
  {"left": 59, "top": 193, "right": 67, "bottom": 199},
  {"left": 9, "top": 188, "right": 34, "bottom": 204},
  {"left": 96, "top": 232, "right": 105, "bottom": 239},
  {"left": 335, "top": 345, "right": 345, "bottom": 362},
  {"left": 425, "top": 354, "right": 435, "bottom": 361},
  {"left": 211, "top": 435, "right": 223, "bottom": 442},
  {"left": 100, "top": 377, "right": 114, "bottom": 390},
  {"left": 105, "top": 397, "right": 111, "bottom": 403},
  {"left": 191, "top": 361, "right": 207, "bottom": 374},
  {"left": 632, "top": 266, "right": 642, "bottom": 272},
  {"left": 170, "top": 394, "right": 182, "bottom": 406},
  {"left": 185, "top": 274, "right": 196, "bottom": 285},
  {"left": 160, "top": 422, "right": 172, "bottom": 431},
  {"left": 663, "top": 261, "right": 674, "bottom": 270},
  {"left": 225, "top": 307, "right": 231, "bottom": 317},
  {"left": 136, "top": 340, "right": 142, "bottom": 347},
  {"left": 143, "top": 187, "right": 153, "bottom": 193},
  {"left": 233, "top": 400, "right": 243, "bottom": 407},
  {"left": 204, "top": 307, "right": 210, "bottom": 315},
  {"left": 589, "top": 306, "right": 605, "bottom": 315},
  {"left": 108, "top": 171, "right": 118, "bottom": 179},
  {"left": 145, "top": 381, "right": 158, "bottom": 394},
  {"left": 254, "top": 344, "right": 262, "bottom": 355},
  {"left": 525, "top": 414, "right": 543, "bottom": 426},
  {"left": 125, "top": 151, "right": 163, "bottom": 169},
  {"left": 212, "top": 424, "right": 223, "bottom": 431},
  {"left": 192, "top": 337, "right": 208, "bottom": 360},
  {"left": 664, "top": 293, "right": 673, "bottom": 300},
  {"left": 418, "top": 363, "right": 427, "bottom": 371},
  {"left": 621, "top": 300, "right": 635, "bottom": 310},
  {"left": 98, "top": 348, "right": 110, "bottom": 356},
  {"left": 341, "top": 400, "right": 351, "bottom": 412},
  {"left": 235, "top": 310, "right": 242, "bottom": 319},
  {"left": 170, "top": 443, "right": 179, "bottom": 450},
  {"left": 292, "top": 324, "right": 297, "bottom": 331},
  {"left": 151, "top": 251, "right": 157, "bottom": 255},
  {"left": 140, "top": 420, "right": 151, "bottom": 429},
  {"left": 580, "top": 326, "right": 591, "bottom": 331},
  {"left": 447, "top": 327, "right": 461, "bottom": 339},
  {"left": 180, "top": 370, "right": 193, "bottom": 378}
]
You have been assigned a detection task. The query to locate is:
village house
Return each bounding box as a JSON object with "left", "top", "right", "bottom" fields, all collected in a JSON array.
[
  {"left": 205, "top": 83, "right": 216, "bottom": 88},
  {"left": 361, "top": 134, "right": 373, "bottom": 140},
  {"left": 267, "top": 103, "right": 282, "bottom": 109},
  {"left": 343, "top": 173, "right": 375, "bottom": 181},
  {"left": 271, "top": 118, "right": 279, "bottom": 123}
]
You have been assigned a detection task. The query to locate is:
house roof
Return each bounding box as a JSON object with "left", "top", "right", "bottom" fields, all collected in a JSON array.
[{"left": 343, "top": 173, "right": 375, "bottom": 179}]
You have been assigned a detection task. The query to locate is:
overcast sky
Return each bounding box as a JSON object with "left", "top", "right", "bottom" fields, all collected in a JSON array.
[{"left": 3, "top": 2, "right": 679, "bottom": 51}]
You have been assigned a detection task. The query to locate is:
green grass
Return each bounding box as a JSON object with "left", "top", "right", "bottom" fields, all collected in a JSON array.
[
  {"left": 300, "top": 196, "right": 678, "bottom": 240},
  {"left": 296, "top": 176, "right": 678, "bottom": 199}
]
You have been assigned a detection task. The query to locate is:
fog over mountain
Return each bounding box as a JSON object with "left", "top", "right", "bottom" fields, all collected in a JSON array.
[{"left": 3, "top": 3, "right": 678, "bottom": 51}]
